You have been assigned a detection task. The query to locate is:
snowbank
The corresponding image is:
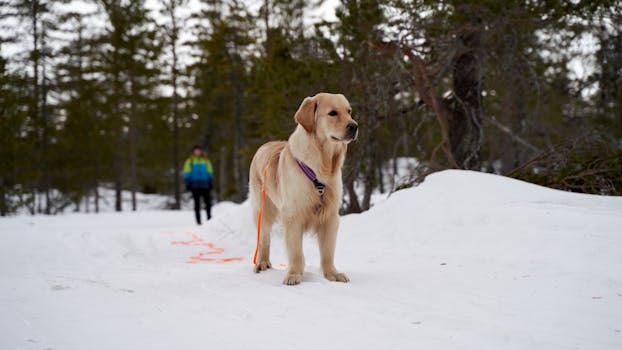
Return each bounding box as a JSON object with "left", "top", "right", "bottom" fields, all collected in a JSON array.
[{"left": 1, "top": 170, "right": 621, "bottom": 349}]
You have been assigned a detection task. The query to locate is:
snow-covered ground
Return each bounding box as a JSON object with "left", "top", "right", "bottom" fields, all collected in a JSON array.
[{"left": 1, "top": 170, "right": 621, "bottom": 349}]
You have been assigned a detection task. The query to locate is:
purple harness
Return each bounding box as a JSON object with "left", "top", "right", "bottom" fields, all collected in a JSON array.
[{"left": 295, "top": 159, "right": 325, "bottom": 196}]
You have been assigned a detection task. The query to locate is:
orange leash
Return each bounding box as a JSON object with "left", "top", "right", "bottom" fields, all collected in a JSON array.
[{"left": 252, "top": 167, "right": 268, "bottom": 265}]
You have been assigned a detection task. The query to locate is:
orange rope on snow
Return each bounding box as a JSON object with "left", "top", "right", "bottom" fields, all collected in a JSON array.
[
  {"left": 253, "top": 167, "right": 268, "bottom": 265},
  {"left": 167, "top": 230, "right": 244, "bottom": 264}
]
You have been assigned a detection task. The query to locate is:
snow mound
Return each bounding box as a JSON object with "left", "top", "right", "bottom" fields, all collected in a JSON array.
[{"left": 1, "top": 170, "right": 621, "bottom": 350}]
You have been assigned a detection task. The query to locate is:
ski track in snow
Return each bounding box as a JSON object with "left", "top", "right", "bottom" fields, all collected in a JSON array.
[{"left": 1, "top": 170, "right": 622, "bottom": 349}]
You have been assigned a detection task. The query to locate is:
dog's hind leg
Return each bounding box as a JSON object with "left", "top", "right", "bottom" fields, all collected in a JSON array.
[{"left": 253, "top": 198, "right": 276, "bottom": 273}]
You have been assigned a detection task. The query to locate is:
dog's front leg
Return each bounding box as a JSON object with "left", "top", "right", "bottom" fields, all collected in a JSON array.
[
  {"left": 318, "top": 215, "right": 349, "bottom": 283},
  {"left": 283, "top": 219, "right": 305, "bottom": 285}
]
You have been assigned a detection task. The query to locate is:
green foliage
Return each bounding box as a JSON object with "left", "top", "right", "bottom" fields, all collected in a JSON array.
[
  {"left": 0, "top": 0, "right": 619, "bottom": 214},
  {"left": 0, "top": 56, "right": 34, "bottom": 215},
  {"left": 512, "top": 137, "right": 622, "bottom": 195}
]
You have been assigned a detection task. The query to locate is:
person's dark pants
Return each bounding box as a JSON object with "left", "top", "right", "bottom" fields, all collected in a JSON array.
[{"left": 191, "top": 188, "right": 211, "bottom": 224}]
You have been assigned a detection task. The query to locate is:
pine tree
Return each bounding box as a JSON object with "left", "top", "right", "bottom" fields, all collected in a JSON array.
[
  {"left": 189, "top": 0, "right": 254, "bottom": 201},
  {"left": 0, "top": 55, "right": 34, "bottom": 215},
  {"left": 97, "top": 0, "right": 162, "bottom": 211},
  {"left": 55, "top": 9, "right": 109, "bottom": 212},
  {"left": 1, "top": 0, "right": 64, "bottom": 213},
  {"left": 331, "top": 0, "right": 401, "bottom": 212},
  {"left": 159, "top": 0, "right": 188, "bottom": 210}
]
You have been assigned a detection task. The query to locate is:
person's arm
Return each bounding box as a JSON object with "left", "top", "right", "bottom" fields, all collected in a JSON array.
[
  {"left": 183, "top": 158, "right": 192, "bottom": 189},
  {"left": 183, "top": 158, "right": 192, "bottom": 179},
  {"left": 206, "top": 159, "right": 214, "bottom": 189},
  {"left": 206, "top": 159, "right": 214, "bottom": 180}
]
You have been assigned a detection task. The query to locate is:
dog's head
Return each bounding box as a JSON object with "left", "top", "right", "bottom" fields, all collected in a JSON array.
[{"left": 294, "top": 93, "right": 358, "bottom": 143}]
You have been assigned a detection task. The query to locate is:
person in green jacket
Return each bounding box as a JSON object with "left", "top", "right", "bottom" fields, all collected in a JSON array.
[{"left": 183, "top": 145, "right": 214, "bottom": 225}]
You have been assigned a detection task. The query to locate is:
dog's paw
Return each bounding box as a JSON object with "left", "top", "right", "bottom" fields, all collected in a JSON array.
[
  {"left": 283, "top": 272, "right": 303, "bottom": 285},
  {"left": 324, "top": 271, "right": 349, "bottom": 283},
  {"left": 253, "top": 260, "right": 272, "bottom": 273}
]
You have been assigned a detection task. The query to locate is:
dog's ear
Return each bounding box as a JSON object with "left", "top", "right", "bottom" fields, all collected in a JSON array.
[{"left": 294, "top": 96, "right": 317, "bottom": 133}]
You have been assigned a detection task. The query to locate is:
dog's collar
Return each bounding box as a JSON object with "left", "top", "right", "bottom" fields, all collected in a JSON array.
[{"left": 295, "top": 159, "right": 325, "bottom": 196}]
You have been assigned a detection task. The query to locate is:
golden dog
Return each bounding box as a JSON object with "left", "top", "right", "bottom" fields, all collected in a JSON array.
[{"left": 249, "top": 93, "right": 358, "bottom": 285}]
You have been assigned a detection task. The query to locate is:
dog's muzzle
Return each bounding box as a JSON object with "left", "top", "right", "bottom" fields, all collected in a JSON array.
[{"left": 346, "top": 122, "right": 358, "bottom": 140}]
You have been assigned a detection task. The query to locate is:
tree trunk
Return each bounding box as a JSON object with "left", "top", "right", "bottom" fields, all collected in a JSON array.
[
  {"left": 41, "top": 44, "right": 50, "bottom": 214},
  {"left": 448, "top": 5, "right": 484, "bottom": 170},
  {"left": 85, "top": 193, "right": 89, "bottom": 213},
  {"left": 36, "top": 191, "right": 41, "bottom": 213},
  {"left": 94, "top": 186, "right": 99, "bottom": 213},
  {"left": 341, "top": 146, "right": 362, "bottom": 214},
  {"left": 263, "top": 0, "right": 271, "bottom": 53},
  {"left": 115, "top": 177, "right": 122, "bottom": 211},
  {"left": 129, "top": 73, "right": 137, "bottom": 211},
  {"left": 498, "top": 32, "right": 529, "bottom": 174},
  {"left": 361, "top": 160, "right": 374, "bottom": 211},
  {"left": 232, "top": 57, "right": 246, "bottom": 202},
  {"left": 170, "top": 0, "right": 181, "bottom": 210},
  {"left": 361, "top": 125, "right": 376, "bottom": 210},
  {"left": 345, "top": 176, "right": 361, "bottom": 214},
  {"left": 113, "top": 34, "right": 122, "bottom": 212},
  {"left": 219, "top": 146, "right": 227, "bottom": 201},
  {"left": 31, "top": 1, "right": 42, "bottom": 214},
  {"left": 0, "top": 179, "right": 6, "bottom": 216},
  {"left": 172, "top": 71, "right": 181, "bottom": 209},
  {"left": 377, "top": 159, "right": 384, "bottom": 194}
]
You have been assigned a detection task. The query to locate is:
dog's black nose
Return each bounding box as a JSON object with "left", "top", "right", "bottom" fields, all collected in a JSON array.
[{"left": 346, "top": 123, "right": 358, "bottom": 135}]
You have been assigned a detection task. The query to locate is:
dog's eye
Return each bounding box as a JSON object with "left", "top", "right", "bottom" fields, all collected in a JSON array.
[
  {"left": 328, "top": 110, "right": 338, "bottom": 117},
  {"left": 347, "top": 109, "right": 352, "bottom": 114}
]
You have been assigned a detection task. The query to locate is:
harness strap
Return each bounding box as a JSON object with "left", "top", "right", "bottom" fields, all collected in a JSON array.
[
  {"left": 252, "top": 167, "right": 268, "bottom": 265},
  {"left": 295, "top": 159, "right": 325, "bottom": 195}
]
